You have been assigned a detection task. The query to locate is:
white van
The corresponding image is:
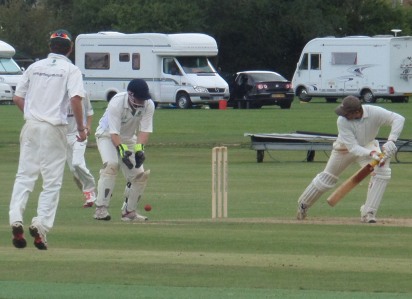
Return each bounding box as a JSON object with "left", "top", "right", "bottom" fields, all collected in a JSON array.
[
  {"left": 75, "top": 32, "right": 229, "bottom": 108},
  {"left": 292, "top": 35, "right": 412, "bottom": 103},
  {"left": 0, "top": 40, "right": 23, "bottom": 103}
]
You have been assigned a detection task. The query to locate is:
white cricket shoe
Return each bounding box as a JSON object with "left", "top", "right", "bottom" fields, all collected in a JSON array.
[
  {"left": 121, "top": 210, "right": 148, "bottom": 222},
  {"left": 360, "top": 205, "right": 376, "bottom": 223},
  {"left": 94, "top": 205, "right": 111, "bottom": 221},
  {"left": 29, "top": 224, "right": 48, "bottom": 250},
  {"left": 83, "top": 191, "right": 96, "bottom": 208},
  {"left": 296, "top": 203, "right": 308, "bottom": 220}
]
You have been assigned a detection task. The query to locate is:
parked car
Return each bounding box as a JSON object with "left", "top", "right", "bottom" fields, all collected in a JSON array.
[
  {"left": 0, "top": 82, "right": 13, "bottom": 104},
  {"left": 228, "top": 71, "right": 294, "bottom": 109}
]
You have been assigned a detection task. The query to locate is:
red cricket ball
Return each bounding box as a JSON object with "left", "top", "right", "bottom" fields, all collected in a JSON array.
[{"left": 144, "top": 204, "right": 152, "bottom": 212}]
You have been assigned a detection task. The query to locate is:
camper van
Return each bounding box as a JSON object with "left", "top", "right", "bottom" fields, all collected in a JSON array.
[
  {"left": 75, "top": 32, "right": 229, "bottom": 108},
  {"left": 0, "top": 40, "right": 23, "bottom": 103},
  {"left": 292, "top": 36, "right": 412, "bottom": 103}
]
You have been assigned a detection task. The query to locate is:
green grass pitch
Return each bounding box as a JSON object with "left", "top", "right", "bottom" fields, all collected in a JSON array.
[{"left": 0, "top": 99, "right": 412, "bottom": 298}]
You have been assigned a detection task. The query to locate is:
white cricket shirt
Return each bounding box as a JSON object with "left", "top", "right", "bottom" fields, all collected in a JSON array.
[
  {"left": 95, "top": 92, "right": 154, "bottom": 141},
  {"left": 15, "top": 53, "right": 85, "bottom": 126},
  {"left": 336, "top": 105, "right": 405, "bottom": 156}
]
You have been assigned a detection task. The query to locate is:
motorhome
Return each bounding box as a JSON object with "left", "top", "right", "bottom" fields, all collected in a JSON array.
[
  {"left": 292, "top": 35, "right": 412, "bottom": 103},
  {"left": 0, "top": 40, "right": 23, "bottom": 103},
  {"left": 75, "top": 32, "right": 229, "bottom": 108}
]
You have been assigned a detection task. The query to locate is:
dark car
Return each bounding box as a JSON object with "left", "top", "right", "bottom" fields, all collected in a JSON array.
[{"left": 228, "top": 71, "right": 294, "bottom": 109}]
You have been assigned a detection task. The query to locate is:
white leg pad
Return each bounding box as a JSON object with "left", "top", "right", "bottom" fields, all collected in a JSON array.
[
  {"left": 362, "top": 173, "right": 390, "bottom": 217},
  {"left": 123, "top": 170, "right": 150, "bottom": 212},
  {"left": 95, "top": 162, "right": 118, "bottom": 207},
  {"left": 298, "top": 172, "right": 338, "bottom": 207}
]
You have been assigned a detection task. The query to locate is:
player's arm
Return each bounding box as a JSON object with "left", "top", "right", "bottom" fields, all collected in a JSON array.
[
  {"left": 13, "top": 95, "right": 25, "bottom": 112},
  {"left": 86, "top": 115, "right": 93, "bottom": 136},
  {"left": 71, "top": 96, "right": 87, "bottom": 141},
  {"left": 137, "top": 131, "right": 150, "bottom": 145}
]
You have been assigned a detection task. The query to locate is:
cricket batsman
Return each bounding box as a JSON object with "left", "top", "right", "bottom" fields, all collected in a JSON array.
[
  {"left": 94, "top": 79, "right": 154, "bottom": 221},
  {"left": 296, "top": 96, "right": 405, "bottom": 223}
]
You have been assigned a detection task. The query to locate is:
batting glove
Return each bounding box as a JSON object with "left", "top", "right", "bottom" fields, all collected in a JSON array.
[
  {"left": 382, "top": 140, "right": 397, "bottom": 158},
  {"left": 370, "top": 151, "right": 383, "bottom": 162},
  {"left": 134, "top": 143, "right": 145, "bottom": 168},
  {"left": 116, "top": 144, "right": 134, "bottom": 169}
]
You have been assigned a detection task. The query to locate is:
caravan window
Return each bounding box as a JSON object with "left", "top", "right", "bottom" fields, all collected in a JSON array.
[
  {"left": 331, "top": 52, "right": 357, "bottom": 65},
  {"left": 310, "top": 54, "right": 321, "bottom": 70},
  {"left": 299, "top": 54, "right": 309, "bottom": 70},
  {"left": 85, "top": 53, "right": 109, "bottom": 69},
  {"left": 132, "top": 53, "right": 140, "bottom": 70},
  {"left": 119, "top": 53, "right": 130, "bottom": 62}
]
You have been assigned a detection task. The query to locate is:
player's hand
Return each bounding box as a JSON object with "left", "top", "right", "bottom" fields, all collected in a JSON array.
[
  {"left": 382, "top": 140, "right": 397, "bottom": 158},
  {"left": 76, "top": 129, "right": 87, "bottom": 142},
  {"left": 370, "top": 151, "right": 383, "bottom": 162},
  {"left": 116, "top": 144, "right": 134, "bottom": 169},
  {"left": 134, "top": 144, "right": 145, "bottom": 168}
]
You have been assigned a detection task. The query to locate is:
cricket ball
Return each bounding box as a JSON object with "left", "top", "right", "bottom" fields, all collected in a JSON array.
[{"left": 144, "top": 204, "right": 152, "bottom": 212}]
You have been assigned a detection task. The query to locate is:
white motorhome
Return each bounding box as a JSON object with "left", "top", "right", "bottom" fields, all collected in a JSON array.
[
  {"left": 75, "top": 32, "right": 229, "bottom": 108},
  {"left": 0, "top": 40, "right": 23, "bottom": 103},
  {"left": 292, "top": 35, "right": 412, "bottom": 103}
]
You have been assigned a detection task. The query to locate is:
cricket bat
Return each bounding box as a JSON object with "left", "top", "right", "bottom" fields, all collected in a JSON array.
[{"left": 326, "top": 159, "right": 380, "bottom": 207}]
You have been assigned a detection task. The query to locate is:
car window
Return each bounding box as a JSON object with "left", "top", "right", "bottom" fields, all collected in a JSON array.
[{"left": 249, "top": 73, "right": 286, "bottom": 82}]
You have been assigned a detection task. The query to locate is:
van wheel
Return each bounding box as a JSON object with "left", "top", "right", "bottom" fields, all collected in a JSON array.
[
  {"left": 176, "top": 92, "right": 192, "bottom": 109},
  {"left": 361, "top": 90, "right": 375, "bottom": 103},
  {"left": 297, "top": 87, "right": 312, "bottom": 102}
]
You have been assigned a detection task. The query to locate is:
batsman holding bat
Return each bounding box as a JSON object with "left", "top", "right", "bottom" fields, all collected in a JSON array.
[
  {"left": 297, "top": 96, "right": 405, "bottom": 223},
  {"left": 93, "top": 79, "right": 154, "bottom": 221}
]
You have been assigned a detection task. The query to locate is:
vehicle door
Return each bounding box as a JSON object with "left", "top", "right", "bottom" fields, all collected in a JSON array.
[
  {"left": 160, "top": 58, "right": 182, "bottom": 102},
  {"left": 234, "top": 74, "right": 252, "bottom": 99},
  {"left": 308, "top": 53, "right": 322, "bottom": 92},
  {"left": 294, "top": 53, "right": 322, "bottom": 94}
]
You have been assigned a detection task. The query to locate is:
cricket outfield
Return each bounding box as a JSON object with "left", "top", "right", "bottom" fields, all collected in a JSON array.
[{"left": 0, "top": 99, "right": 411, "bottom": 298}]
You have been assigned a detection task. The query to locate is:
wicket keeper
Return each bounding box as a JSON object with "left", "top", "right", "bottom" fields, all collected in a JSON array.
[{"left": 94, "top": 79, "right": 154, "bottom": 221}]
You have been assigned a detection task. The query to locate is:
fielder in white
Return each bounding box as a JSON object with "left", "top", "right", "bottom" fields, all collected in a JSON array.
[
  {"left": 66, "top": 95, "right": 96, "bottom": 208},
  {"left": 94, "top": 78, "right": 154, "bottom": 221},
  {"left": 9, "top": 29, "right": 86, "bottom": 250},
  {"left": 297, "top": 96, "right": 405, "bottom": 223}
]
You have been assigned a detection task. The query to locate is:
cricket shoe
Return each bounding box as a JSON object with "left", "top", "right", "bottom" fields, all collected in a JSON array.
[
  {"left": 94, "top": 205, "right": 111, "bottom": 221},
  {"left": 296, "top": 203, "right": 308, "bottom": 220},
  {"left": 11, "top": 222, "right": 27, "bottom": 249},
  {"left": 121, "top": 210, "right": 148, "bottom": 222},
  {"left": 83, "top": 191, "right": 96, "bottom": 208},
  {"left": 360, "top": 205, "right": 376, "bottom": 223},
  {"left": 29, "top": 224, "right": 48, "bottom": 250}
]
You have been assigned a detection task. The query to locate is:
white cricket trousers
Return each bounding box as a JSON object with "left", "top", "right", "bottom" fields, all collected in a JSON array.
[
  {"left": 66, "top": 133, "right": 95, "bottom": 192},
  {"left": 9, "top": 120, "right": 67, "bottom": 232}
]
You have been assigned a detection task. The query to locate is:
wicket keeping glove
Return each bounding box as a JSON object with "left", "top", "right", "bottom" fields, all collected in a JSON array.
[
  {"left": 134, "top": 144, "right": 145, "bottom": 168},
  {"left": 382, "top": 140, "right": 397, "bottom": 158},
  {"left": 116, "top": 144, "right": 134, "bottom": 169}
]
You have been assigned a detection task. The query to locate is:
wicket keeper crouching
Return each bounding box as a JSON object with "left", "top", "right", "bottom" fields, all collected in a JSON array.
[
  {"left": 296, "top": 96, "right": 404, "bottom": 223},
  {"left": 94, "top": 79, "right": 154, "bottom": 221}
]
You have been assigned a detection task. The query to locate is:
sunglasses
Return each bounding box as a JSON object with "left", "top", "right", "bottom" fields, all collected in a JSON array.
[{"left": 50, "top": 32, "right": 71, "bottom": 41}]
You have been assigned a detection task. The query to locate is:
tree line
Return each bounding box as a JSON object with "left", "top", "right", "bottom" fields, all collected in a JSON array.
[{"left": 0, "top": 0, "right": 410, "bottom": 78}]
